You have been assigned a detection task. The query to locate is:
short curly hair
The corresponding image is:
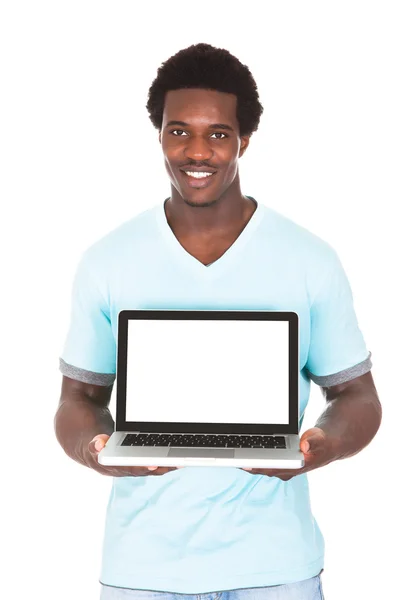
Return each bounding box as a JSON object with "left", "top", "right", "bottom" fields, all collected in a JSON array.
[{"left": 146, "top": 43, "right": 264, "bottom": 137}]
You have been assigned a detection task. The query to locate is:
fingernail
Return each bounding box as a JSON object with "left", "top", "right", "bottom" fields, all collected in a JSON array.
[
  {"left": 147, "top": 466, "right": 158, "bottom": 471},
  {"left": 94, "top": 439, "right": 102, "bottom": 451}
]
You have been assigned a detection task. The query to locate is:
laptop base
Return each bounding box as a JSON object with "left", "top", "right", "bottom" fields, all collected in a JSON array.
[{"left": 98, "top": 432, "right": 304, "bottom": 468}]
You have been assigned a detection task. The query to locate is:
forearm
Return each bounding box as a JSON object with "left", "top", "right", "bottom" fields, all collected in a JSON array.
[
  {"left": 316, "top": 374, "right": 382, "bottom": 460},
  {"left": 54, "top": 396, "right": 114, "bottom": 469}
]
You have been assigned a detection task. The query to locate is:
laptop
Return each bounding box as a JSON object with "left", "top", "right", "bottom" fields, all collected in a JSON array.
[{"left": 98, "top": 309, "right": 304, "bottom": 469}]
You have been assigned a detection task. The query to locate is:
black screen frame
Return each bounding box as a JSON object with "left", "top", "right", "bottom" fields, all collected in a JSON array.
[{"left": 116, "top": 310, "right": 299, "bottom": 435}]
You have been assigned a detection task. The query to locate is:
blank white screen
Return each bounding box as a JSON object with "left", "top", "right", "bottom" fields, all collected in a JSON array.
[{"left": 125, "top": 319, "right": 289, "bottom": 424}]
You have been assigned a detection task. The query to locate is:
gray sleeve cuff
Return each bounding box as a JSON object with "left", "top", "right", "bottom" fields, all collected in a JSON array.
[
  {"left": 307, "top": 351, "right": 372, "bottom": 387},
  {"left": 59, "top": 358, "right": 116, "bottom": 386}
]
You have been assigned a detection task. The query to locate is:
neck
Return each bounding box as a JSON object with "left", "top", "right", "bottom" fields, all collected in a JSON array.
[{"left": 165, "top": 178, "right": 256, "bottom": 237}]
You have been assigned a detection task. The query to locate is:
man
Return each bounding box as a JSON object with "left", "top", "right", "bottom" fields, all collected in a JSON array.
[{"left": 55, "top": 43, "right": 382, "bottom": 599}]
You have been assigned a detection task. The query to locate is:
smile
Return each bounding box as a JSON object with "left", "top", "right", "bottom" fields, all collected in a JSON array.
[
  {"left": 180, "top": 170, "right": 217, "bottom": 188},
  {"left": 183, "top": 171, "right": 214, "bottom": 179}
]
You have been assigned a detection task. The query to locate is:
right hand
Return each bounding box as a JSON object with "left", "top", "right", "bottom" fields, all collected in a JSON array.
[{"left": 88, "top": 434, "right": 180, "bottom": 477}]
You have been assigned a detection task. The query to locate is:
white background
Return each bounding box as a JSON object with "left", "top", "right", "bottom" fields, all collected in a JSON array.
[
  {"left": 126, "top": 320, "right": 289, "bottom": 424},
  {"left": 1, "top": 1, "right": 399, "bottom": 599}
]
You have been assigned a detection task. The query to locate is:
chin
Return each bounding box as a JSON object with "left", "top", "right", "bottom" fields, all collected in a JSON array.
[{"left": 183, "top": 196, "right": 219, "bottom": 208}]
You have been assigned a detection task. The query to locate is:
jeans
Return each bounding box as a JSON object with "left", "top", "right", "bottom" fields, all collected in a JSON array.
[{"left": 100, "top": 575, "right": 325, "bottom": 600}]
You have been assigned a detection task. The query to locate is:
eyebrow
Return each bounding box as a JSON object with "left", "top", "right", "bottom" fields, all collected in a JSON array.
[{"left": 165, "top": 120, "right": 234, "bottom": 132}]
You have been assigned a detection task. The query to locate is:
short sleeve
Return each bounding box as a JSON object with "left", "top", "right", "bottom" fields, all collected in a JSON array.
[
  {"left": 305, "top": 249, "right": 372, "bottom": 386},
  {"left": 59, "top": 252, "right": 116, "bottom": 386}
]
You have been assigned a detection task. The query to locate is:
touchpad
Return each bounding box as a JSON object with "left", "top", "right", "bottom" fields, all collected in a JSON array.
[{"left": 168, "top": 448, "right": 235, "bottom": 458}]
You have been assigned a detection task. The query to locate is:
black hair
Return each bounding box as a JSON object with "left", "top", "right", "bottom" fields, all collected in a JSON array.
[{"left": 146, "top": 43, "right": 264, "bottom": 137}]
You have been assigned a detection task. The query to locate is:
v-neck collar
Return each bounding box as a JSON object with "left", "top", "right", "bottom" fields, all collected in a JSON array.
[{"left": 155, "top": 196, "right": 265, "bottom": 281}]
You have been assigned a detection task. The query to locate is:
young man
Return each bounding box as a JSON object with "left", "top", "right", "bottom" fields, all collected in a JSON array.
[{"left": 55, "top": 44, "right": 381, "bottom": 599}]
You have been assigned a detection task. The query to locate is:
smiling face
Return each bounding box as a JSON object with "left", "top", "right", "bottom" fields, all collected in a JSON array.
[{"left": 159, "top": 88, "right": 250, "bottom": 208}]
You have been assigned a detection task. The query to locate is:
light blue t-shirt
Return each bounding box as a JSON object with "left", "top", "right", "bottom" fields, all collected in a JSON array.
[{"left": 59, "top": 198, "right": 372, "bottom": 594}]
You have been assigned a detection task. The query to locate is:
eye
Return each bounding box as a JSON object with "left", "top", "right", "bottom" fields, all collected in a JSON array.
[
  {"left": 170, "top": 129, "right": 188, "bottom": 136},
  {"left": 211, "top": 132, "right": 228, "bottom": 139}
]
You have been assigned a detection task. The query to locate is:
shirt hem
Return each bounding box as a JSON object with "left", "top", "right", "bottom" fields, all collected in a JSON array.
[
  {"left": 59, "top": 357, "right": 116, "bottom": 386},
  {"left": 99, "top": 556, "right": 324, "bottom": 594},
  {"left": 307, "top": 351, "right": 372, "bottom": 386}
]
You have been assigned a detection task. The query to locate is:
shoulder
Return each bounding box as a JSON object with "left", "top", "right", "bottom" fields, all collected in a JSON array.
[
  {"left": 80, "top": 204, "right": 160, "bottom": 271},
  {"left": 260, "top": 206, "right": 346, "bottom": 305},
  {"left": 263, "top": 205, "right": 338, "bottom": 267}
]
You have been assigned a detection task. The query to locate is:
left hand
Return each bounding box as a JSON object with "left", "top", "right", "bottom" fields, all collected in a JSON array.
[{"left": 240, "top": 427, "right": 338, "bottom": 481}]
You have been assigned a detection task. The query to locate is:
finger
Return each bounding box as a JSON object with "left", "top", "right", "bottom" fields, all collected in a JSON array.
[
  {"left": 244, "top": 470, "right": 296, "bottom": 480},
  {"left": 126, "top": 466, "right": 159, "bottom": 475},
  {"left": 300, "top": 427, "right": 326, "bottom": 455},
  {"left": 89, "top": 434, "right": 110, "bottom": 454},
  {"left": 300, "top": 444, "right": 325, "bottom": 469},
  {"left": 145, "top": 466, "right": 179, "bottom": 476},
  {"left": 277, "top": 473, "right": 295, "bottom": 481},
  {"left": 241, "top": 469, "right": 287, "bottom": 477},
  {"left": 301, "top": 440, "right": 322, "bottom": 455},
  {"left": 248, "top": 469, "right": 280, "bottom": 477},
  {"left": 303, "top": 452, "right": 320, "bottom": 468}
]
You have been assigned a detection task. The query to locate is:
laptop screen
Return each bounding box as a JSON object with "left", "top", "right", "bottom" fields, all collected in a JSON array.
[{"left": 124, "top": 319, "right": 290, "bottom": 425}]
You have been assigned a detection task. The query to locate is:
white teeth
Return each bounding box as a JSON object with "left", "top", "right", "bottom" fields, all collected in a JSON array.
[{"left": 185, "top": 171, "right": 213, "bottom": 179}]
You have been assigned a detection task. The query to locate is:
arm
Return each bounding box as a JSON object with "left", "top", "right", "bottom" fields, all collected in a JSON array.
[
  {"left": 316, "top": 370, "right": 382, "bottom": 460},
  {"left": 54, "top": 375, "right": 114, "bottom": 472},
  {"left": 242, "top": 371, "right": 382, "bottom": 479},
  {"left": 54, "top": 375, "right": 178, "bottom": 477},
  {"left": 56, "top": 253, "right": 177, "bottom": 476}
]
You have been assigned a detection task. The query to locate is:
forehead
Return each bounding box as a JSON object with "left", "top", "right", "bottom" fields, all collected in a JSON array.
[{"left": 162, "top": 88, "right": 238, "bottom": 128}]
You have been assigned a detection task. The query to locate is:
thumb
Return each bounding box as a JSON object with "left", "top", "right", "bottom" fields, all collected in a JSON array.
[
  {"left": 300, "top": 427, "right": 326, "bottom": 455},
  {"left": 89, "top": 434, "right": 110, "bottom": 453}
]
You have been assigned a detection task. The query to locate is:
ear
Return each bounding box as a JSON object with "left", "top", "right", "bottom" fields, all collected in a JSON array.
[{"left": 238, "top": 135, "right": 250, "bottom": 158}]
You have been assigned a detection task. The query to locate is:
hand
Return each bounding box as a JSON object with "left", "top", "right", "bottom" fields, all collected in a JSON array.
[
  {"left": 240, "top": 427, "right": 338, "bottom": 481},
  {"left": 88, "top": 434, "right": 181, "bottom": 477}
]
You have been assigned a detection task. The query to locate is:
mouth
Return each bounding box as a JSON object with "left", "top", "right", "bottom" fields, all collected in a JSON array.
[{"left": 179, "top": 169, "right": 217, "bottom": 188}]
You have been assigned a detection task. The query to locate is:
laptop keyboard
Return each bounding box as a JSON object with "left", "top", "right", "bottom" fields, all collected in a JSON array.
[{"left": 121, "top": 433, "right": 286, "bottom": 449}]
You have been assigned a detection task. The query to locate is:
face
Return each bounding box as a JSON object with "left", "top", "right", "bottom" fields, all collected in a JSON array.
[{"left": 159, "top": 88, "right": 250, "bottom": 208}]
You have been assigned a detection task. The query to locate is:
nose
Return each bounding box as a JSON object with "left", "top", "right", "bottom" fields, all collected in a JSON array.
[{"left": 184, "top": 134, "right": 213, "bottom": 161}]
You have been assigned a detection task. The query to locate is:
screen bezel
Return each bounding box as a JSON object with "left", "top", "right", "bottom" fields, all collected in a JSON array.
[{"left": 116, "top": 310, "right": 299, "bottom": 435}]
